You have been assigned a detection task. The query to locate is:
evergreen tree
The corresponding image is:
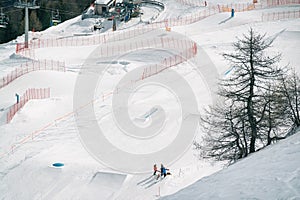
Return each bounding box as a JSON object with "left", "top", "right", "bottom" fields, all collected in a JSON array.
[
  {"left": 220, "top": 28, "right": 282, "bottom": 153},
  {"left": 280, "top": 69, "right": 300, "bottom": 128},
  {"left": 199, "top": 28, "right": 294, "bottom": 162},
  {"left": 29, "top": 10, "right": 42, "bottom": 31}
]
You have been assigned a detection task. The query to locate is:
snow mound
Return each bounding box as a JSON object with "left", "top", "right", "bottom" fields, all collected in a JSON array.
[
  {"left": 85, "top": 172, "right": 127, "bottom": 199},
  {"left": 161, "top": 130, "right": 300, "bottom": 200}
]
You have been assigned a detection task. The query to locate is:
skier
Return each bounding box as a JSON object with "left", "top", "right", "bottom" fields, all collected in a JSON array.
[
  {"left": 160, "top": 164, "right": 168, "bottom": 178},
  {"left": 153, "top": 164, "right": 160, "bottom": 175},
  {"left": 160, "top": 164, "right": 172, "bottom": 178}
]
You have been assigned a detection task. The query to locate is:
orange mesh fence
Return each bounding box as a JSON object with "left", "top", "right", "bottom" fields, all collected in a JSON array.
[
  {"left": 2, "top": 38, "right": 198, "bottom": 159},
  {"left": 7, "top": 0, "right": 300, "bottom": 161},
  {"left": 266, "top": 0, "right": 300, "bottom": 6},
  {"left": 262, "top": 10, "right": 300, "bottom": 21},
  {"left": 0, "top": 60, "right": 65, "bottom": 89},
  {"left": 6, "top": 88, "right": 51, "bottom": 123},
  {"left": 16, "top": 27, "right": 156, "bottom": 50},
  {"left": 15, "top": 0, "right": 300, "bottom": 53}
]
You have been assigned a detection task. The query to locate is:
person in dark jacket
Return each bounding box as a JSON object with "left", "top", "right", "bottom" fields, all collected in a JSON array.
[{"left": 160, "top": 164, "right": 168, "bottom": 178}]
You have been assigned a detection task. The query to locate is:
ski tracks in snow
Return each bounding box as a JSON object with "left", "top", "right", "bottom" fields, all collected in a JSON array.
[{"left": 137, "top": 174, "right": 165, "bottom": 189}]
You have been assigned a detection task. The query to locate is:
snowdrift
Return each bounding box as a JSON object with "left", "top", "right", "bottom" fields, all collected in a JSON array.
[{"left": 162, "top": 130, "right": 300, "bottom": 200}]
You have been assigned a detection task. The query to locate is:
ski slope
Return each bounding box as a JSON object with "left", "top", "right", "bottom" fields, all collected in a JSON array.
[
  {"left": 162, "top": 128, "right": 300, "bottom": 200},
  {"left": 0, "top": 0, "right": 299, "bottom": 199}
]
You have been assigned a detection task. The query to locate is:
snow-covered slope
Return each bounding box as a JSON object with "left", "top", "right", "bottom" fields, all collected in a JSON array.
[
  {"left": 162, "top": 130, "right": 300, "bottom": 200},
  {"left": 0, "top": 0, "right": 299, "bottom": 199}
]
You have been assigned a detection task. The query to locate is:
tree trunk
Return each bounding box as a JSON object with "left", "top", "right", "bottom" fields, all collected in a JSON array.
[
  {"left": 248, "top": 30, "right": 258, "bottom": 153},
  {"left": 294, "top": 75, "right": 300, "bottom": 126}
]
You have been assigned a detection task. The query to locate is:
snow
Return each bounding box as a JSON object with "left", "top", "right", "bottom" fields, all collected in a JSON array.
[
  {"left": 162, "top": 129, "right": 300, "bottom": 200},
  {"left": 0, "top": 0, "right": 299, "bottom": 199},
  {"left": 95, "top": 0, "right": 113, "bottom": 5}
]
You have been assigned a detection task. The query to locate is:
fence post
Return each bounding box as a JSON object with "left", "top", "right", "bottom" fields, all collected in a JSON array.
[{"left": 158, "top": 186, "right": 160, "bottom": 197}]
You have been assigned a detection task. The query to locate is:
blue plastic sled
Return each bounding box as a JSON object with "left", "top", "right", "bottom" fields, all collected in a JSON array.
[{"left": 52, "top": 163, "right": 64, "bottom": 167}]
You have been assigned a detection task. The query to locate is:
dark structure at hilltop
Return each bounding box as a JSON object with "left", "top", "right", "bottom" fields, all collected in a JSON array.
[{"left": 0, "top": 0, "right": 93, "bottom": 44}]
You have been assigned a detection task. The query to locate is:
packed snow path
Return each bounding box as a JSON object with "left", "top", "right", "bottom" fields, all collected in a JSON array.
[{"left": 0, "top": 0, "right": 300, "bottom": 199}]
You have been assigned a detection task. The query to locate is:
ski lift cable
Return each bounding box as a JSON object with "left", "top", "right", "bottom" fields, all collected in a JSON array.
[
  {"left": 1, "top": 7, "right": 22, "bottom": 13},
  {"left": 0, "top": 2, "right": 92, "bottom": 19},
  {"left": 0, "top": 4, "right": 14, "bottom": 10},
  {"left": 39, "top": 7, "right": 82, "bottom": 16},
  {"left": 0, "top": 0, "right": 13, "bottom": 3},
  {"left": 0, "top": 6, "right": 84, "bottom": 16},
  {"left": 38, "top": 0, "right": 92, "bottom": 9},
  {"left": 39, "top": 0, "right": 92, "bottom": 7}
]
